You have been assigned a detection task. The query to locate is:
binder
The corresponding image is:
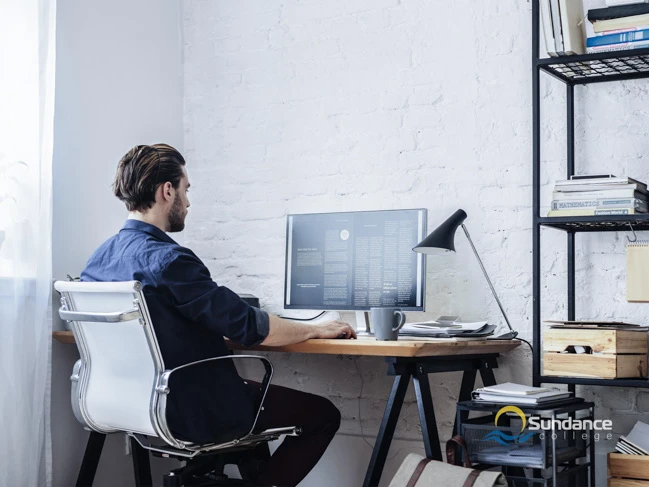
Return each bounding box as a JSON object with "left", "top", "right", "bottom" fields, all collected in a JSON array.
[{"left": 627, "top": 241, "right": 649, "bottom": 302}]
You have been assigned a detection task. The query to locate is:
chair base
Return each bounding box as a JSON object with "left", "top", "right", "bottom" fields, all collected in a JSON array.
[
  {"left": 158, "top": 444, "right": 270, "bottom": 487},
  {"left": 162, "top": 473, "right": 257, "bottom": 487}
]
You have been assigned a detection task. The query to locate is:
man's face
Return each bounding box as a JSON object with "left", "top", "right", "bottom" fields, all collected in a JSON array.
[{"left": 168, "top": 168, "right": 190, "bottom": 233}]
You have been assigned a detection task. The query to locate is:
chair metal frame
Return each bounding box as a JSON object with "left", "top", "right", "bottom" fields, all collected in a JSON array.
[{"left": 55, "top": 280, "right": 299, "bottom": 486}]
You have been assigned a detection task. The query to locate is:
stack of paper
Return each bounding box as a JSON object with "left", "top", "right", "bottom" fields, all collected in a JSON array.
[
  {"left": 400, "top": 321, "right": 495, "bottom": 338},
  {"left": 477, "top": 444, "right": 544, "bottom": 467},
  {"left": 616, "top": 421, "right": 649, "bottom": 455},
  {"left": 472, "top": 382, "right": 574, "bottom": 405}
]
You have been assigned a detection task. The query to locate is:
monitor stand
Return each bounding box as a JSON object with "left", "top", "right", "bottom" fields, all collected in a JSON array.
[{"left": 355, "top": 311, "right": 374, "bottom": 337}]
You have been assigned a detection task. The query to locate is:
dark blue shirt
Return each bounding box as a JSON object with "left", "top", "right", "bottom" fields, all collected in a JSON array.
[{"left": 81, "top": 219, "right": 270, "bottom": 443}]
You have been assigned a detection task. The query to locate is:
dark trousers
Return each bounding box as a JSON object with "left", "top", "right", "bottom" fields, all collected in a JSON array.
[{"left": 246, "top": 383, "right": 341, "bottom": 487}]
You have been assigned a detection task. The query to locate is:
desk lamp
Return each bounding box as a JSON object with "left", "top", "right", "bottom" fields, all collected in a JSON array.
[{"left": 413, "top": 209, "right": 518, "bottom": 340}]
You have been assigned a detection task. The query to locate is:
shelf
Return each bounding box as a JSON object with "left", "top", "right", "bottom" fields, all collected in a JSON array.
[
  {"left": 539, "top": 375, "right": 649, "bottom": 388},
  {"left": 538, "top": 214, "right": 649, "bottom": 232},
  {"left": 537, "top": 47, "right": 649, "bottom": 85}
]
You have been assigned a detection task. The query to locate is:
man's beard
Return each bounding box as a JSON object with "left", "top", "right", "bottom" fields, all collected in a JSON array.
[{"left": 168, "top": 195, "right": 186, "bottom": 232}]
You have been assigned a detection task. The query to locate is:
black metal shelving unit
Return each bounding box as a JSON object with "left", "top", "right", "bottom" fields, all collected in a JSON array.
[{"left": 532, "top": 0, "right": 649, "bottom": 389}]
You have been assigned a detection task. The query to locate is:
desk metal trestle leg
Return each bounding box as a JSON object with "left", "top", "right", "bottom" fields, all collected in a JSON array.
[{"left": 362, "top": 354, "right": 499, "bottom": 487}]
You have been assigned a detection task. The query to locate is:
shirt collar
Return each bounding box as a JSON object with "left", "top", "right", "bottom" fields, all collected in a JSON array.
[{"left": 121, "top": 219, "right": 178, "bottom": 245}]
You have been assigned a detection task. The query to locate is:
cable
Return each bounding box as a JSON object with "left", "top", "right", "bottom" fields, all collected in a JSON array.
[
  {"left": 353, "top": 357, "right": 376, "bottom": 451},
  {"left": 515, "top": 337, "right": 533, "bottom": 354},
  {"left": 277, "top": 311, "right": 326, "bottom": 321}
]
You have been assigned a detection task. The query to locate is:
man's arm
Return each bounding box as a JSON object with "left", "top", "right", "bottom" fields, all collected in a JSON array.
[
  {"left": 162, "top": 250, "right": 356, "bottom": 347},
  {"left": 261, "top": 316, "right": 357, "bottom": 347}
]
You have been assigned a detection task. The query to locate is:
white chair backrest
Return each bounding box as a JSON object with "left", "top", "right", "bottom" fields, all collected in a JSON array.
[{"left": 55, "top": 281, "right": 163, "bottom": 437}]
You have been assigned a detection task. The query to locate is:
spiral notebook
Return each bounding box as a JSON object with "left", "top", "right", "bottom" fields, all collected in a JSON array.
[{"left": 627, "top": 241, "right": 649, "bottom": 302}]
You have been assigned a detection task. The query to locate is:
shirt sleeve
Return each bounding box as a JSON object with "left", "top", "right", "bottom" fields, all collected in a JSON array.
[{"left": 159, "top": 250, "right": 269, "bottom": 346}]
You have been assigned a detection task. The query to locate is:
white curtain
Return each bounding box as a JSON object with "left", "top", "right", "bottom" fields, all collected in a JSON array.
[{"left": 0, "top": 0, "right": 56, "bottom": 485}]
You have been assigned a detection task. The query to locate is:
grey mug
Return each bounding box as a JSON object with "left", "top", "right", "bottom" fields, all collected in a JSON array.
[{"left": 371, "top": 307, "right": 406, "bottom": 341}]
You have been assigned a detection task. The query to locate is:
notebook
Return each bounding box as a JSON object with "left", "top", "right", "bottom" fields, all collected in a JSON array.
[
  {"left": 627, "top": 241, "right": 649, "bottom": 302},
  {"left": 478, "top": 382, "right": 552, "bottom": 396}
]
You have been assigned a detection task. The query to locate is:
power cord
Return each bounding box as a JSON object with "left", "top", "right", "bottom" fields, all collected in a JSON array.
[
  {"left": 353, "top": 357, "right": 376, "bottom": 451},
  {"left": 515, "top": 337, "right": 533, "bottom": 354},
  {"left": 277, "top": 311, "right": 327, "bottom": 321}
]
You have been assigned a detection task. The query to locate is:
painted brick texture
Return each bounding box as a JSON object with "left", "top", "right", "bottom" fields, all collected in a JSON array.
[{"left": 183, "top": 1, "right": 649, "bottom": 484}]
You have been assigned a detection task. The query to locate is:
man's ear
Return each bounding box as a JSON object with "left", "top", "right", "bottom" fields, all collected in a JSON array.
[{"left": 161, "top": 181, "right": 174, "bottom": 202}]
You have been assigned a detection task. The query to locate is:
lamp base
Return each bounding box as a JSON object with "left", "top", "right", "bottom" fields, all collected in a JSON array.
[{"left": 488, "top": 330, "right": 518, "bottom": 340}]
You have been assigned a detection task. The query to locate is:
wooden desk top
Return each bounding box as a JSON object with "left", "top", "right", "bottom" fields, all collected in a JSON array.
[{"left": 52, "top": 331, "right": 519, "bottom": 357}]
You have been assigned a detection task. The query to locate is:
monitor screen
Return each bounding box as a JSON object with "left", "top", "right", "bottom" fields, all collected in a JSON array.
[{"left": 284, "top": 209, "right": 427, "bottom": 311}]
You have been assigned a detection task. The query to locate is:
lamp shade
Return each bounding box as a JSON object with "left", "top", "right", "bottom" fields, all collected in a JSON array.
[{"left": 413, "top": 209, "right": 467, "bottom": 254}]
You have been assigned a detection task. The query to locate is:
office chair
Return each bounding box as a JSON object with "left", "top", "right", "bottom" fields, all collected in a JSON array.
[{"left": 55, "top": 280, "right": 299, "bottom": 486}]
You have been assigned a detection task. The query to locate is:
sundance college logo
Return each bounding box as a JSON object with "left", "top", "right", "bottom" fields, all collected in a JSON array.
[{"left": 484, "top": 406, "right": 613, "bottom": 445}]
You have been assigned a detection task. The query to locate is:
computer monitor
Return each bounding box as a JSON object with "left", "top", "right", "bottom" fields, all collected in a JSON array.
[{"left": 284, "top": 209, "right": 427, "bottom": 311}]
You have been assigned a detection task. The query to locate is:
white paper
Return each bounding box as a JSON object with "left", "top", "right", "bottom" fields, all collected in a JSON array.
[{"left": 404, "top": 320, "right": 487, "bottom": 332}]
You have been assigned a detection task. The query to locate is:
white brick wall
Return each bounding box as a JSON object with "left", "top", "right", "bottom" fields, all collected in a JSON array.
[{"left": 183, "top": 0, "right": 649, "bottom": 484}]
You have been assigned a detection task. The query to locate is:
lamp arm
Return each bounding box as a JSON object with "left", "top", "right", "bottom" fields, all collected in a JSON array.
[{"left": 461, "top": 224, "right": 514, "bottom": 333}]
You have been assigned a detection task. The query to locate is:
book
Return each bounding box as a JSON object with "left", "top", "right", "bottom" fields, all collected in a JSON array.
[
  {"left": 560, "top": 0, "right": 585, "bottom": 54},
  {"left": 540, "top": 0, "right": 558, "bottom": 56},
  {"left": 569, "top": 174, "right": 616, "bottom": 180},
  {"left": 550, "top": 198, "right": 648, "bottom": 210},
  {"left": 594, "top": 25, "right": 649, "bottom": 36},
  {"left": 552, "top": 188, "right": 648, "bottom": 200},
  {"left": 473, "top": 390, "right": 573, "bottom": 405},
  {"left": 554, "top": 182, "right": 648, "bottom": 193},
  {"left": 550, "top": 0, "right": 565, "bottom": 53},
  {"left": 587, "top": 28, "right": 649, "bottom": 46},
  {"left": 592, "top": 13, "right": 649, "bottom": 33},
  {"left": 588, "top": 3, "right": 649, "bottom": 22},
  {"left": 587, "top": 39, "right": 649, "bottom": 51},
  {"left": 547, "top": 208, "right": 641, "bottom": 216},
  {"left": 556, "top": 176, "right": 646, "bottom": 187}
]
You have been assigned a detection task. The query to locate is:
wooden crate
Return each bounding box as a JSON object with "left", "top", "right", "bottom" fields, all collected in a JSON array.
[
  {"left": 544, "top": 353, "right": 647, "bottom": 379},
  {"left": 543, "top": 329, "right": 648, "bottom": 379},
  {"left": 544, "top": 329, "right": 648, "bottom": 354},
  {"left": 609, "top": 453, "right": 649, "bottom": 486},
  {"left": 609, "top": 480, "right": 649, "bottom": 487}
]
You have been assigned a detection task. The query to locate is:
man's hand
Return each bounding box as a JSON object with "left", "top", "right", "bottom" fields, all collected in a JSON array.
[
  {"left": 262, "top": 316, "right": 357, "bottom": 346},
  {"left": 313, "top": 320, "right": 357, "bottom": 340}
]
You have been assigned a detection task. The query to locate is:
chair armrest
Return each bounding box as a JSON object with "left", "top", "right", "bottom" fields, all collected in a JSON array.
[
  {"left": 159, "top": 354, "right": 273, "bottom": 441},
  {"left": 59, "top": 308, "right": 140, "bottom": 323}
]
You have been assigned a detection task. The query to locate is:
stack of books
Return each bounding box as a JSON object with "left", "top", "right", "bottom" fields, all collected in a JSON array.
[
  {"left": 547, "top": 175, "right": 649, "bottom": 217},
  {"left": 587, "top": 2, "right": 649, "bottom": 53},
  {"left": 472, "top": 382, "right": 573, "bottom": 406},
  {"left": 540, "top": 0, "right": 585, "bottom": 56},
  {"left": 616, "top": 421, "right": 649, "bottom": 455}
]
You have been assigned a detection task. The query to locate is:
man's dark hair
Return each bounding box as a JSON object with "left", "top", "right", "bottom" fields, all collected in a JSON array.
[{"left": 113, "top": 144, "right": 186, "bottom": 212}]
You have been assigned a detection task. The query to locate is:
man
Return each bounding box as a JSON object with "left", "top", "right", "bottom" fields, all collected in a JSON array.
[{"left": 81, "top": 144, "right": 356, "bottom": 486}]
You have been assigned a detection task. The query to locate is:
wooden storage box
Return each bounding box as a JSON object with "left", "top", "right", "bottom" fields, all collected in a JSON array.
[
  {"left": 608, "top": 452, "right": 649, "bottom": 486},
  {"left": 543, "top": 328, "right": 648, "bottom": 379}
]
